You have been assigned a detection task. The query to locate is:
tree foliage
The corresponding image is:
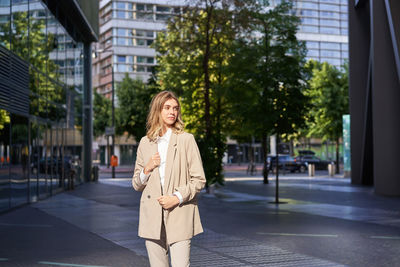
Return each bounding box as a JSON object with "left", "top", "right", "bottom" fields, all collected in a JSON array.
[
  {"left": 306, "top": 60, "right": 349, "bottom": 172},
  {"left": 93, "top": 92, "right": 111, "bottom": 138},
  {"left": 115, "top": 74, "right": 160, "bottom": 141},
  {"left": 155, "top": 0, "right": 257, "bottom": 186},
  {"left": 228, "top": 1, "right": 309, "bottom": 181}
]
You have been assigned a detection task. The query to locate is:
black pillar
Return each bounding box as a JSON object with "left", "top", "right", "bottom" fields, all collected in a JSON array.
[
  {"left": 349, "top": 0, "right": 400, "bottom": 196},
  {"left": 83, "top": 42, "right": 93, "bottom": 182}
]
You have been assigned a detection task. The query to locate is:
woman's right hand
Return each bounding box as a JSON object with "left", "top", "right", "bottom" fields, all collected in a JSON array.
[{"left": 144, "top": 152, "right": 160, "bottom": 175}]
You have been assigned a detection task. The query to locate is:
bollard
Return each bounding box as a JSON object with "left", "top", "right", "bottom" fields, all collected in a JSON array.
[
  {"left": 328, "top": 163, "right": 335, "bottom": 177},
  {"left": 308, "top": 164, "right": 315, "bottom": 177}
]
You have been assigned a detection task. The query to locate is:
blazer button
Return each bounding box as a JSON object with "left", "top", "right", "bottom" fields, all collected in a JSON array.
[{"left": 147, "top": 195, "right": 151, "bottom": 199}]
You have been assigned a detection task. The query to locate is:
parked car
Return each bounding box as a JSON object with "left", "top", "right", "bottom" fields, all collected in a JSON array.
[
  {"left": 267, "top": 155, "right": 302, "bottom": 173},
  {"left": 294, "top": 155, "right": 333, "bottom": 171}
]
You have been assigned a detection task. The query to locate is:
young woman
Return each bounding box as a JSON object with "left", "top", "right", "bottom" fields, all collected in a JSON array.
[{"left": 132, "top": 91, "right": 206, "bottom": 267}]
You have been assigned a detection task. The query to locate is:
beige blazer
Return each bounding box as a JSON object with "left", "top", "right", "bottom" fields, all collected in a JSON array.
[{"left": 132, "top": 131, "right": 206, "bottom": 244}]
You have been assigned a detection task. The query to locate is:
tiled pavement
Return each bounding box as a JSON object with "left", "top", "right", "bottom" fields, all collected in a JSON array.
[{"left": 33, "top": 192, "right": 346, "bottom": 267}]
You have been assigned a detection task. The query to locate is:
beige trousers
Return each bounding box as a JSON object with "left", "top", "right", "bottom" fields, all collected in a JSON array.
[{"left": 145, "top": 221, "right": 191, "bottom": 267}]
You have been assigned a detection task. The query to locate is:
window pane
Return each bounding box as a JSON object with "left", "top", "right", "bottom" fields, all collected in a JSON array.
[
  {"left": 300, "top": 25, "right": 319, "bottom": 33},
  {"left": 306, "top": 41, "right": 319, "bottom": 49},
  {"left": 320, "top": 19, "right": 339, "bottom": 27},
  {"left": 320, "top": 42, "right": 340, "bottom": 50},
  {"left": 117, "top": 28, "right": 127, "bottom": 36},
  {"left": 320, "top": 27, "right": 340, "bottom": 34},
  {"left": 302, "top": 17, "right": 318, "bottom": 25},
  {"left": 320, "top": 50, "right": 340, "bottom": 58},
  {"left": 136, "top": 65, "right": 146, "bottom": 72},
  {"left": 307, "top": 49, "right": 319, "bottom": 57},
  {"left": 116, "top": 11, "right": 125, "bottom": 18},
  {"left": 301, "top": 9, "right": 318, "bottom": 17},
  {"left": 156, "top": 6, "right": 170, "bottom": 12},
  {"left": 117, "top": 55, "right": 126, "bottom": 63},
  {"left": 320, "top": 11, "right": 339, "bottom": 19},
  {"left": 136, "top": 39, "right": 145, "bottom": 46},
  {"left": 137, "top": 56, "right": 144, "bottom": 63},
  {"left": 320, "top": 4, "right": 339, "bottom": 12}
]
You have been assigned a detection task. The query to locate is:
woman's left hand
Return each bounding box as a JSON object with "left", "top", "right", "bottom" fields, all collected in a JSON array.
[{"left": 157, "top": 195, "right": 180, "bottom": 210}]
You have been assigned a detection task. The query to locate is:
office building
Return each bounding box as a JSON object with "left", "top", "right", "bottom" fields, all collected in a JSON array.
[{"left": 0, "top": 0, "right": 98, "bottom": 212}]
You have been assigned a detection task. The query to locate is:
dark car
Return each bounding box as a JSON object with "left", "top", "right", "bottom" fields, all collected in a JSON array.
[
  {"left": 294, "top": 155, "right": 333, "bottom": 171},
  {"left": 267, "top": 155, "right": 302, "bottom": 173}
]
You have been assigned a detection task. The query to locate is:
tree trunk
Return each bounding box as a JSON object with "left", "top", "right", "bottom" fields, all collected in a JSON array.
[
  {"left": 261, "top": 133, "right": 269, "bottom": 184},
  {"left": 203, "top": 5, "right": 212, "bottom": 139}
]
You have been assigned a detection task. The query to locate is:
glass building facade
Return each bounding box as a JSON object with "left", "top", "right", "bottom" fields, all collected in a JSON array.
[
  {"left": 293, "top": 0, "right": 348, "bottom": 68},
  {"left": 0, "top": 0, "right": 96, "bottom": 212},
  {"left": 93, "top": 0, "right": 183, "bottom": 166},
  {"left": 94, "top": 0, "right": 182, "bottom": 96}
]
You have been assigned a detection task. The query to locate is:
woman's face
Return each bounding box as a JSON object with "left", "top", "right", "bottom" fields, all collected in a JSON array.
[{"left": 161, "top": 98, "right": 179, "bottom": 128}]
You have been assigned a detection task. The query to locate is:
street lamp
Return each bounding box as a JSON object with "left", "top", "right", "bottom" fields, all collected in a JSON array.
[{"left": 93, "top": 49, "right": 116, "bottom": 179}]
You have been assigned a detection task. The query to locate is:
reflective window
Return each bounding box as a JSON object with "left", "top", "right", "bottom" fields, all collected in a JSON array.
[
  {"left": 341, "top": 51, "right": 348, "bottom": 58},
  {"left": 320, "top": 4, "right": 339, "bottom": 12},
  {"left": 136, "top": 65, "right": 146, "bottom": 72},
  {"left": 156, "top": 6, "right": 171, "bottom": 12},
  {"left": 320, "top": 50, "right": 341, "bottom": 58},
  {"left": 306, "top": 41, "right": 319, "bottom": 49},
  {"left": 320, "top": 19, "right": 340, "bottom": 27},
  {"left": 307, "top": 49, "right": 319, "bottom": 57},
  {"left": 117, "top": 55, "right": 126, "bottom": 63},
  {"left": 116, "top": 10, "right": 125, "bottom": 18},
  {"left": 117, "top": 28, "right": 127, "bottom": 36},
  {"left": 302, "top": 17, "right": 318, "bottom": 25},
  {"left": 320, "top": 42, "right": 341, "bottom": 50},
  {"left": 320, "top": 0, "right": 339, "bottom": 3},
  {"left": 136, "top": 39, "right": 145, "bottom": 46},
  {"left": 116, "top": 2, "right": 125, "bottom": 9},
  {"left": 300, "top": 25, "right": 319, "bottom": 33},
  {"left": 320, "top": 11, "right": 340, "bottom": 19},
  {"left": 341, "top": 28, "right": 348, "bottom": 35},
  {"left": 320, "top": 27, "right": 340, "bottom": 34},
  {"left": 299, "top": 2, "right": 318, "bottom": 9},
  {"left": 301, "top": 9, "right": 318, "bottom": 17}
]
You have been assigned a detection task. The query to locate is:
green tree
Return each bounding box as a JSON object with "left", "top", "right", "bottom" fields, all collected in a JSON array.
[
  {"left": 306, "top": 60, "right": 349, "bottom": 173},
  {"left": 115, "top": 74, "right": 160, "bottom": 141},
  {"left": 93, "top": 92, "right": 111, "bottom": 137},
  {"left": 228, "top": 1, "right": 309, "bottom": 183},
  {"left": 155, "top": 0, "right": 256, "bottom": 186}
]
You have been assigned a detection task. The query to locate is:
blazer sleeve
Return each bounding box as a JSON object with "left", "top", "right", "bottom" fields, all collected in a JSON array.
[
  {"left": 132, "top": 138, "right": 148, "bottom": 192},
  {"left": 174, "top": 134, "right": 206, "bottom": 203}
]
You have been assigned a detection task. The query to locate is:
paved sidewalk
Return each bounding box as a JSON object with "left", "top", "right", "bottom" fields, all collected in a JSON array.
[{"left": 1, "top": 168, "right": 400, "bottom": 266}]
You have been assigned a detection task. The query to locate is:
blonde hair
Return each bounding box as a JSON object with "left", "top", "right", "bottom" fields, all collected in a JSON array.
[{"left": 146, "top": 91, "right": 184, "bottom": 141}]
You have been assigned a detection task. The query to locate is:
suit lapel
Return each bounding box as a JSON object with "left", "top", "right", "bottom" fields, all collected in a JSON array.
[{"left": 163, "top": 132, "right": 177, "bottom": 194}]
